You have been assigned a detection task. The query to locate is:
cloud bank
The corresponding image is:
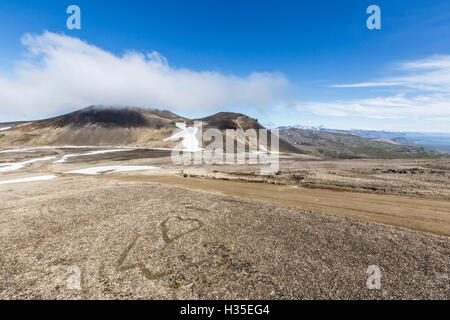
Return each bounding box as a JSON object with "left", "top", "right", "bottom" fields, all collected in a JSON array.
[{"left": 0, "top": 31, "right": 289, "bottom": 121}]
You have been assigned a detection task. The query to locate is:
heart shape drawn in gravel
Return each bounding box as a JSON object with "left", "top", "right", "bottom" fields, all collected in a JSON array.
[
  {"left": 161, "top": 216, "right": 203, "bottom": 244},
  {"left": 116, "top": 216, "right": 209, "bottom": 280}
]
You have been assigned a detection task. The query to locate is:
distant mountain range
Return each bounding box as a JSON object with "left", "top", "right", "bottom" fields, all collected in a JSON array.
[
  {"left": 0, "top": 106, "right": 446, "bottom": 158},
  {"left": 279, "top": 127, "right": 445, "bottom": 159},
  {"left": 277, "top": 125, "right": 450, "bottom": 155}
]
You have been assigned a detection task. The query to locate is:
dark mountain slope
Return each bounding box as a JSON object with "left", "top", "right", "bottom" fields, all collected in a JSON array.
[
  {"left": 192, "top": 112, "right": 301, "bottom": 153},
  {"left": 25, "top": 106, "right": 186, "bottom": 129}
]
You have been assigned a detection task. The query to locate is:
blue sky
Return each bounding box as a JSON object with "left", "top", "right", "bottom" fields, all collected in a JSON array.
[{"left": 0, "top": 0, "right": 449, "bottom": 132}]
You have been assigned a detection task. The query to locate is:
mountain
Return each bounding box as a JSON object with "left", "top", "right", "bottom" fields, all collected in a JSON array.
[
  {"left": 279, "top": 125, "right": 450, "bottom": 155},
  {"left": 191, "top": 112, "right": 300, "bottom": 153},
  {"left": 193, "top": 112, "right": 263, "bottom": 131},
  {"left": 279, "top": 127, "right": 443, "bottom": 159},
  {"left": 31, "top": 105, "right": 184, "bottom": 129},
  {"left": 278, "top": 125, "right": 322, "bottom": 131},
  {"left": 0, "top": 106, "right": 298, "bottom": 152},
  {"left": 0, "top": 106, "right": 188, "bottom": 148}
]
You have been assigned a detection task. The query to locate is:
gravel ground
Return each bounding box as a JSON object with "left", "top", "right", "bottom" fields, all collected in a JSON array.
[{"left": 0, "top": 176, "right": 448, "bottom": 299}]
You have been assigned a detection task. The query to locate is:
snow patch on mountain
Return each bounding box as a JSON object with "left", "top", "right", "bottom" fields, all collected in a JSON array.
[{"left": 164, "top": 122, "right": 203, "bottom": 152}]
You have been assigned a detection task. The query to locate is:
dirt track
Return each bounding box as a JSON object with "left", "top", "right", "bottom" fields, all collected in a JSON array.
[{"left": 104, "top": 175, "right": 450, "bottom": 236}]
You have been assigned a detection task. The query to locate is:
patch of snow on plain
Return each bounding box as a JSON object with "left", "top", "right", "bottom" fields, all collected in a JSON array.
[
  {"left": 0, "top": 175, "right": 57, "bottom": 185},
  {"left": 251, "top": 145, "right": 280, "bottom": 155},
  {"left": 53, "top": 149, "right": 134, "bottom": 163},
  {"left": 0, "top": 146, "right": 132, "bottom": 153},
  {"left": 0, "top": 127, "right": 11, "bottom": 131},
  {"left": 0, "top": 156, "right": 56, "bottom": 172},
  {"left": 65, "top": 165, "right": 160, "bottom": 175},
  {"left": 259, "top": 144, "right": 279, "bottom": 154},
  {"left": 164, "top": 122, "right": 203, "bottom": 152}
]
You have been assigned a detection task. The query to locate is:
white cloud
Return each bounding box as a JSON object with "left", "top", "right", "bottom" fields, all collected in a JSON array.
[
  {"left": 331, "top": 82, "right": 403, "bottom": 88},
  {"left": 331, "top": 55, "right": 450, "bottom": 93},
  {"left": 305, "top": 55, "right": 450, "bottom": 126},
  {"left": 0, "top": 31, "right": 289, "bottom": 121},
  {"left": 300, "top": 93, "right": 450, "bottom": 120}
]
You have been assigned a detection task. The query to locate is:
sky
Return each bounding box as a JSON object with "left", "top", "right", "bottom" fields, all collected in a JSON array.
[{"left": 0, "top": 0, "right": 449, "bottom": 132}]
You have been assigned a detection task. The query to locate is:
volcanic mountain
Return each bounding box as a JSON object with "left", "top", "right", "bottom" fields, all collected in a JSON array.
[
  {"left": 0, "top": 106, "right": 298, "bottom": 152},
  {"left": 0, "top": 106, "right": 187, "bottom": 148},
  {"left": 191, "top": 112, "right": 300, "bottom": 153}
]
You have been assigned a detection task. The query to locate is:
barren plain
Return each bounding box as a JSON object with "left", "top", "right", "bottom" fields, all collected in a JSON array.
[{"left": 0, "top": 148, "right": 449, "bottom": 299}]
